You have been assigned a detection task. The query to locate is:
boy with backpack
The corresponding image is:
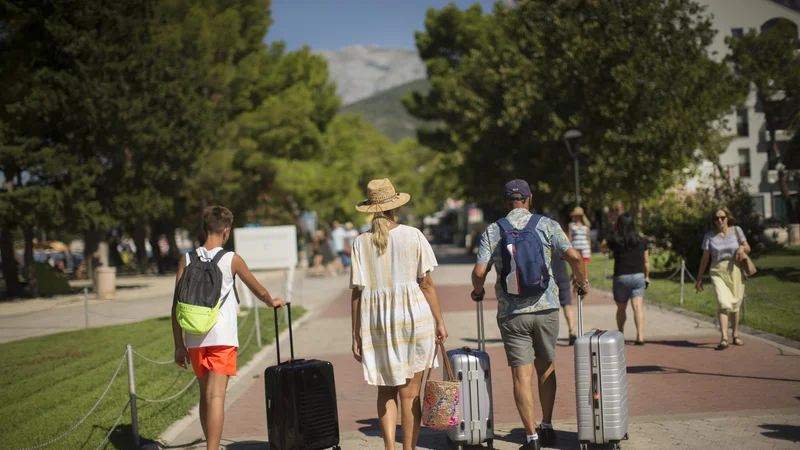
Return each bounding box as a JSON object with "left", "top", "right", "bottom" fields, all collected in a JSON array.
[
  {"left": 171, "top": 206, "right": 286, "bottom": 450},
  {"left": 471, "top": 180, "right": 588, "bottom": 450}
]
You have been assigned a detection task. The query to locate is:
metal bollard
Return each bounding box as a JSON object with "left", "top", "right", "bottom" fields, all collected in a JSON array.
[
  {"left": 126, "top": 345, "right": 140, "bottom": 449},
  {"left": 254, "top": 293, "right": 262, "bottom": 348},
  {"left": 680, "top": 260, "right": 685, "bottom": 306},
  {"left": 84, "top": 287, "right": 89, "bottom": 329}
]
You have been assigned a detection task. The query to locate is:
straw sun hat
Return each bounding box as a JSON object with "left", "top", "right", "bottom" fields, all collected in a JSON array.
[{"left": 355, "top": 178, "right": 411, "bottom": 213}]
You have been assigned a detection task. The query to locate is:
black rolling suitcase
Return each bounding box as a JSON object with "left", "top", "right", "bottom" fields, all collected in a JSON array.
[{"left": 264, "top": 303, "right": 341, "bottom": 450}]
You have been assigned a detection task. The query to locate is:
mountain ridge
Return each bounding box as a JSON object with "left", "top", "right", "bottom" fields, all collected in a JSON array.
[{"left": 316, "top": 45, "right": 426, "bottom": 105}]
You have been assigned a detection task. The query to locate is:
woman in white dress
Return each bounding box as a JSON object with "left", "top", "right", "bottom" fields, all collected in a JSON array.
[{"left": 350, "top": 178, "right": 448, "bottom": 450}]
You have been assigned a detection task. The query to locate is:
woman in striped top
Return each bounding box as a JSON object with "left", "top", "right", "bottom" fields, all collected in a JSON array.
[{"left": 568, "top": 207, "right": 592, "bottom": 299}]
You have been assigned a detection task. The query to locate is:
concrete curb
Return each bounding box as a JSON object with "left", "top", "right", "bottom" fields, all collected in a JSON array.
[{"left": 157, "top": 304, "right": 317, "bottom": 446}]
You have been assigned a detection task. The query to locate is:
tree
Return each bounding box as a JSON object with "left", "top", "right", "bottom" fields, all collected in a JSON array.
[
  {"left": 407, "top": 0, "right": 746, "bottom": 213},
  {"left": 727, "top": 20, "right": 800, "bottom": 224}
]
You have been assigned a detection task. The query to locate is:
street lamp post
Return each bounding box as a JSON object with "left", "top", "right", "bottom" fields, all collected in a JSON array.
[{"left": 563, "top": 129, "right": 583, "bottom": 206}]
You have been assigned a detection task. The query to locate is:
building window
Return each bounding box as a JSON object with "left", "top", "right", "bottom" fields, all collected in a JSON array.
[
  {"left": 739, "top": 148, "right": 751, "bottom": 178},
  {"left": 752, "top": 195, "right": 765, "bottom": 217},
  {"left": 731, "top": 28, "right": 744, "bottom": 39},
  {"left": 736, "top": 107, "right": 749, "bottom": 136}
]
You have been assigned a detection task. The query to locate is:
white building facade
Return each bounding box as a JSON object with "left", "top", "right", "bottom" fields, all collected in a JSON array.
[{"left": 691, "top": 0, "right": 800, "bottom": 221}]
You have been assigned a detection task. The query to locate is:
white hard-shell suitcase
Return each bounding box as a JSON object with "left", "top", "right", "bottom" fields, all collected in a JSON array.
[
  {"left": 574, "top": 294, "right": 629, "bottom": 450},
  {"left": 444, "top": 299, "right": 494, "bottom": 449}
]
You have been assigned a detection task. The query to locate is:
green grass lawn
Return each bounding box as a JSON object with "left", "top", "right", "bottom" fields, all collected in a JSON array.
[
  {"left": 0, "top": 305, "right": 305, "bottom": 450},
  {"left": 587, "top": 248, "right": 800, "bottom": 341}
]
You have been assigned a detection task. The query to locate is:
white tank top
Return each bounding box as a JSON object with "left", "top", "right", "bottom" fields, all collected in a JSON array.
[{"left": 183, "top": 247, "right": 239, "bottom": 349}]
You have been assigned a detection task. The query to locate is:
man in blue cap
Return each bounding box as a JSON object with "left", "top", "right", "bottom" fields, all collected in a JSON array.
[{"left": 471, "top": 179, "right": 588, "bottom": 450}]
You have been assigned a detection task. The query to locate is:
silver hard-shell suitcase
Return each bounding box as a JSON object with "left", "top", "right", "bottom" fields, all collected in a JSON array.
[
  {"left": 574, "top": 295, "right": 629, "bottom": 450},
  {"left": 445, "top": 299, "right": 494, "bottom": 450}
]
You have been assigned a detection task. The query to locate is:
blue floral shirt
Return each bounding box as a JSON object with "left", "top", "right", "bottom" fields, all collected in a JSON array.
[{"left": 477, "top": 208, "right": 573, "bottom": 319}]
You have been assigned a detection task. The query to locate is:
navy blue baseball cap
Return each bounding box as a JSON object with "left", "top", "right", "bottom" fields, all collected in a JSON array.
[{"left": 504, "top": 179, "right": 531, "bottom": 200}]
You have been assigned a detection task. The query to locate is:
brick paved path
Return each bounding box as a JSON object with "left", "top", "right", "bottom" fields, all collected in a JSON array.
[{"left": 165, "top": 264, "right": 800, "bottom": 449}]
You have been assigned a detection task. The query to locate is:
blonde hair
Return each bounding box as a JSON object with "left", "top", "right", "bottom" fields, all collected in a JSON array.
[{"left": 371, "top": 210, "right": 394, "bottom": 256}]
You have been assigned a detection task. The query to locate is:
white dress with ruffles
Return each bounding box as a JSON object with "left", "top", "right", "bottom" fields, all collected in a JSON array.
[{"left": 350, "top": 225, "right": 439, "bottom": 386}]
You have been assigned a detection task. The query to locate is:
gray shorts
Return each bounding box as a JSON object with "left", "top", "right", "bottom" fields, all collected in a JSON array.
[{"left": 497, "top": 309, "right": 559, "bottom": 367}]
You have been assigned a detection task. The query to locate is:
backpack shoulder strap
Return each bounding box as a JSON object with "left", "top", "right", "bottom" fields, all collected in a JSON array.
[
  {"left": 525, "top": 214, "right": 543, "bottom": 231},
  {"left": 497, "top": 217, "right": 514, "bottom": 233},
  {"left": 211, "top": 249, "right": 229, "bottom": 265}
]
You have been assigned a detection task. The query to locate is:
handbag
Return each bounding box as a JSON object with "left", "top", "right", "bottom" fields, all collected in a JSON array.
[
  {"left": 421, "top": 340, "right": 460, "bottom": 430},
  {"left": 734, "top": 226, "right": 757, "bottom": 277}
]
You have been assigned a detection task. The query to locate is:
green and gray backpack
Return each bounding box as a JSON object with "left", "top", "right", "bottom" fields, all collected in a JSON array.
[{"left": 175, "top": 248, "right": 238, "bottom": 335}]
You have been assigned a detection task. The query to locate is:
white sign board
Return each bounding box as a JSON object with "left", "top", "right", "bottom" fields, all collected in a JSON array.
[{"left": 233, "top": 226, "right": 298, "bottom": 270}]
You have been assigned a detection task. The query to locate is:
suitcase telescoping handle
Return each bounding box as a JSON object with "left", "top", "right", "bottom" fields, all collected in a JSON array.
[
  {"left": 577, "top": 294, "right": 584, "bottom": 336},
  {"left": 273, "top": 302, "right": 294, "bottom": 364},
  {"left": 476, "top": 297, "right": 486, "bottom": 353}
]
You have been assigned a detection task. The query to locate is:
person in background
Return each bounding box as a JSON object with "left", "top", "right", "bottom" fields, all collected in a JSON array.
[
  {"left": 601, "top": 212, "right": 650, "bottom": 345},
  {"left": 552, "top": 220, "right": 577, "bottom": 346},
  {"left": 342, "top": 222, "right": 359, "bottom": 268},
  {"left": 695, "top": 207, "right": 750, "bottom": 350},
  {"left": 568, "top": 207, "right": 592, "bottom": 304},
  {"left": 331, "top": 220, "right": 347, "bottom": 273}
]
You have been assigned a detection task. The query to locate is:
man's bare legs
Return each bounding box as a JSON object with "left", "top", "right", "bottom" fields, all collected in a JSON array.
[
  {"left": 511, "top": 363, "right": 537, "bottom": 434},
  {"left": 398, "top": 372, "right": 424, "bottom": 450},
  {"left": 562, "top": 304, "right": 575, "bottom": 337},
  {"left": 534, "top": 359, "right": 556, "bottom": 424},
  {"left": 198, "top": 371, "right": 229, "bottom": 450},
  {"left": 377, "top": 386, "right": 398, "bottom": 450}
]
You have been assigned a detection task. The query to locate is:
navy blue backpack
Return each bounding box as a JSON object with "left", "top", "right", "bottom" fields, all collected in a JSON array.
[{"left": 497, "top": 215, "right": 551, "bottom": 297}]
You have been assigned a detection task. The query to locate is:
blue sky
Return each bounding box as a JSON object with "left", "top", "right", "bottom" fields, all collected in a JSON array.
[{"left": 268, "top": 0, "right": 498, "bottom": 51}]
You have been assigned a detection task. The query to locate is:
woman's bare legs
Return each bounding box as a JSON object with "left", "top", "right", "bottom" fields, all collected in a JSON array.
[
  {"left": 615, "top": 301, "right": 627, "bottom": 333},
  {"left": 630, "top": 296, "right": 645, "bottom": 343},
  {"left": 398, "top": 372, "right": 424, "bottom": 450},
  {"left": 377, "top": 386, "right": 398, "bottom": 450}
]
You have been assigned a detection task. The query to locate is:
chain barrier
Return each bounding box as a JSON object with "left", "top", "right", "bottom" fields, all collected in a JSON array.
[
  {"left": 743, "top": 278, "right": 800, "bottom": 312},
  {"left": 11, "top": 295, "right": 271, "bottom": 449},
  {"left": 742, "top": 295, "right": 798, "bottom": 334},
  {"left": 238, "top": 312, "right": 259, "bottom": 357},
  {"left": 664, "top": 265, "right": 683, "bottom": 281},
  {"left": 136, "top": 377, "right": 197, "bottom": 404},
  {"left": 132, "top": 348, "right": 173, "bottom": 365},
  {"left": 8, "top": 350, "right": 128, "bottom": 450}
]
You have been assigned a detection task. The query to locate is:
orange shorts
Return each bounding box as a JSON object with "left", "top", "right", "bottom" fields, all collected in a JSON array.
[{"left": 188, "top": 346, "right": 237, "bottom": 378}]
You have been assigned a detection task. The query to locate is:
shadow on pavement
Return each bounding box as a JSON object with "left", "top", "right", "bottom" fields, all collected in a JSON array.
[
  {"left": 226, "top": 440, "right": 269, "bottom": 449},
  {"left": 496, "top": 427, "right": 579, "bottom": 450},
  {"left": 627, "top": 365, "right": 800, "bottom": 383},
  {"left": 759, "top": 424, "right": 800, "bottom": 442},
  {"left": 642, "top": 339, "right": 717, "bottom": 349}
]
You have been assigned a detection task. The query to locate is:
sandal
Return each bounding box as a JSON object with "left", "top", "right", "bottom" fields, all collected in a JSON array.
[
  {"left": 634, "top": 340, "right": 645, "bottom": 346},
  {"left": 732, "top": 336, "right": 744, "bottom": 346},
  {"left": 716, "top": 339, "right": 729, "bottom": 350}
]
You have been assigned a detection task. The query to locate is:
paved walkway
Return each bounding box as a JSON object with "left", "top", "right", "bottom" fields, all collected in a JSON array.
[{"left": 161, "top": 247, "right": 800, "bottom": 450}]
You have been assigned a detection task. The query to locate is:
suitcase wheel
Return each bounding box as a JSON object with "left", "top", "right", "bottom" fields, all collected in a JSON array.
[
  {"left": 579, "top": 443, "right": 589, "bottom": 450},
  {"left": 612, "top": 443, "right": 622, "bottom": 450},
  {"left": 487, "top": 439, "right": 494, "bottom": 450}
]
